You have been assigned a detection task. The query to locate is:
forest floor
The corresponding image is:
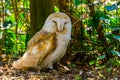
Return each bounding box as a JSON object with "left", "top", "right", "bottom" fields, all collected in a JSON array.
[{"left": 0, "top": 61, "right": 120, "bottom": 80}]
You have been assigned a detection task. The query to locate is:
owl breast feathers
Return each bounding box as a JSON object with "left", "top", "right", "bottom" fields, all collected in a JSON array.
[{"left": 13, "top": 12, "right": 72, "bottom": 70}]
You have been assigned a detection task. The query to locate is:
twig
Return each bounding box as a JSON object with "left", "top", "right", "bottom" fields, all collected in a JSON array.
[{"left": 84, "top": 40, "right": 101, "bottom": 46}]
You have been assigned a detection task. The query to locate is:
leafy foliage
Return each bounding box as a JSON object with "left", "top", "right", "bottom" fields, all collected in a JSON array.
[
  {"left": 69, "top": 0, "right": 120, "bottom": 69},
  {"left": 0, "top": 0, "right": 29, "bottom": 57}
]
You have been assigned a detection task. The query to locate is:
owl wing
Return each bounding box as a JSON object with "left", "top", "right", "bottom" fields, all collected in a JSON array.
[
  {"left": 27, "top": 31, "right": 52, "bottom": 48},
  {"left": 13, "top": 31, "right": 57, "bottom": 69}
]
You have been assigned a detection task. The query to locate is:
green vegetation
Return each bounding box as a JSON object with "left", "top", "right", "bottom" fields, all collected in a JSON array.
[
  {"left": 0, "top": 0, "right": 119, "bottom": 79},
  {"left": 0, "top": 0, "right": 29, "bottom": 57}
]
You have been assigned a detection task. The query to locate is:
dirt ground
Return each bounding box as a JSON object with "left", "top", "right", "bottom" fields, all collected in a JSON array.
[{"left": 0, "top": 62, "right": 119, "bottom": 80}]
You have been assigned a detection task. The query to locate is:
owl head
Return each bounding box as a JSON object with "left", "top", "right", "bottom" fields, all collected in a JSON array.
[{"left": 42, "top": 12, "right": 72, "bottom": 37}]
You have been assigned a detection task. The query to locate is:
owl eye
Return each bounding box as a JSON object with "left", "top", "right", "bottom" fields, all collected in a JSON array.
[
  {"left": 64, "top": 22, "right": 68, "bottom": 27},
  {"left": 64, "top": 22, "right": 68, "bottom": 25},
  {"left": 52, "top": 20, "right": 57, "bottom": 26}
]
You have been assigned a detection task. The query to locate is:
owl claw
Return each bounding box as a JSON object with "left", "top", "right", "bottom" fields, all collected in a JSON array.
[{"left": 47, "top": 64, "right": 53, "bottom": 69}]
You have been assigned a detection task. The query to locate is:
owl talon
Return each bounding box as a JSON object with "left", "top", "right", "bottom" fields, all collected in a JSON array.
[{"left": 47, "top": 64, "right": 53, "bottom": 69}]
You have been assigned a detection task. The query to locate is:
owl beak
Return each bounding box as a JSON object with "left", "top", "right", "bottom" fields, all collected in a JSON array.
[
  {"left": 56, "top": 19, "right": 64, "bottom": 32},
  {"left": 57, "top": 26, "right": 64, "bottom": 32},
  {"left": 57, "top": 30, "right": 62, "bottom": 32}
]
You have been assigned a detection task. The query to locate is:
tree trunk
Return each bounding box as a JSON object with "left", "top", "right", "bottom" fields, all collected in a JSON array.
[{"left": 29, "top": 0, "right": 54, "bottom": 38}]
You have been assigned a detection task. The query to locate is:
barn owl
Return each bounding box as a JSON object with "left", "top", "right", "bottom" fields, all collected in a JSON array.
[{"left": 12, "top": 12, "right": 72, "bottom": 70}]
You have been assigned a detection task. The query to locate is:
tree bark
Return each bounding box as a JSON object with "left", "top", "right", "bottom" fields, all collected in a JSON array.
[{"left": 29, "top": 0, "right": 54, "bottom": 38}]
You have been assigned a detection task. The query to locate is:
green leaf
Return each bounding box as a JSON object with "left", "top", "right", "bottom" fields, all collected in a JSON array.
[
  {"left": 74, "top": 0, "right": 88, "bottom": 6},
  {"left": 74, "top": 0, "right": 81, "bottom": 6},
  {"left": 12, "top": 53, "right": 18, "bottom": 58},
  {"left": 97, "top": 54, "right": 106, "bottom": 60},
  {"left": 106, "top": 59, "right": 120, "bottom": 67},
  {"left": 20, "top": 35, "right": 26, "bottom": 41},
  {"left": 107, "top": 67, "right": 112, "bottom": 73},
  {"left": 110, "top": 49, "right": 120, "bottom": 57},
  {"left": 113, "top": 35, "right": 120, "bottom": 42},
  {"left": 6, "top": 13, "right": 15, "bottom": 22},
  {"left": 115, "top": 60, "right": 120, "bottom": 65},
  {"left": 99, "top": 13, "right": 109, "bottom": 20},
  {"left": 70, "top": 63, "right": 77, "bottom": 68},
  {"left": 74, "top": 75, "right": 82, "bottom": 80},
  {"left": 54, "top": 6, "right": 59, "bottom": 12},
  {"left": 97, "top": 46, "right": 104, "bottom": 51},
  {"left": 89, "top": 60, "right": 96, "bottom": 65},
  {"left": 110, "top": 27, "right": 120, "bottom": 31},
  {"left": 5, "top": 0, "right": 11, "bottom": 5},
  {"left": 19, "top": 13, "right": 25, "bottom": 19}
]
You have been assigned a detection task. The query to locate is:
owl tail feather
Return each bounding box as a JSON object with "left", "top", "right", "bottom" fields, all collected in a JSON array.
[
  {"left": 12, "top": 59, "right": 26, "bottom": 70},
  {"left": 12, "top": 55, "right": 39, "bottom": 70}
]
